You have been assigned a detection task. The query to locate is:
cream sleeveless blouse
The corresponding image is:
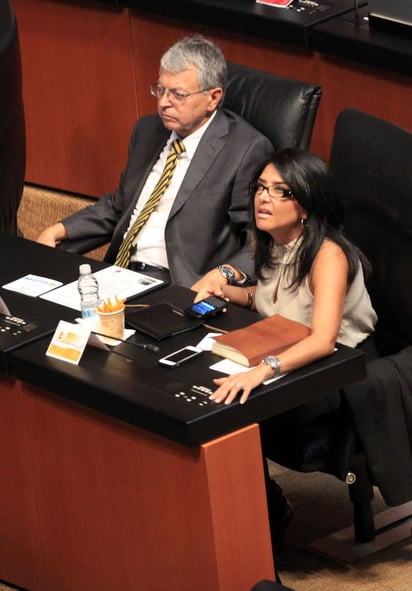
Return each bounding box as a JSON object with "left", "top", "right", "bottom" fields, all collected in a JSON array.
[{"left": 254, "top": 237, "right": 377, "bottom": 348}]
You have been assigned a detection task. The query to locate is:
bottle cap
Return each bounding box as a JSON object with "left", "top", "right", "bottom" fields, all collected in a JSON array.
[{"left": 79, "top": 264, "right": 92, "bottom": 275}]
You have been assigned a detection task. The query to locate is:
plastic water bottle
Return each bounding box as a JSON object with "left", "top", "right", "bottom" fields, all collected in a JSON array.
[{"left": 78, "top": 264, "right": 100, "bottom": 318}]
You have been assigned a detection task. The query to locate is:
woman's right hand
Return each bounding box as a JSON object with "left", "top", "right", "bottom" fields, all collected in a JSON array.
[{"left": 192, "top": 280, "right": 227, "bottom": 303}]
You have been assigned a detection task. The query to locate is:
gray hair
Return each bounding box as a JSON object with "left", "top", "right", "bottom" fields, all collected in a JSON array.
[{"left": 160, "top": 35, "right": 227, "bottom": 91}]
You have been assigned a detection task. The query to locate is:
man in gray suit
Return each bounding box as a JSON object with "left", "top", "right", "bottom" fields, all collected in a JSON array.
[{"left": 36, "top": 35, "right": 273, "bottom": 288}]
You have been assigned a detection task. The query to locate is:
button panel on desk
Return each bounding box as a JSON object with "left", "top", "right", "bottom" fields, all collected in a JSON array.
[
  {"left": 1, "top": 314, "right": 37, "bottom": 335},
  {"left": 289, "top": 0, "right": 331, "bottom": 15},
  {"left": 173, "top": 385, "right": 214, "bottom": 408}
]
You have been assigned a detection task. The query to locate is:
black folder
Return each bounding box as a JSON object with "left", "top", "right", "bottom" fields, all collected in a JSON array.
[{"left": 125, "top": 302, "right": 203, "bottom": 340}]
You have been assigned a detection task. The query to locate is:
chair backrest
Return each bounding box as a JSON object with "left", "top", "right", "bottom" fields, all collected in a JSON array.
[
  {"left": 329, "top": 109, "right": 412, "bottom": 354},
  {"left": 0, "top": 0, "right": 26, "bottom": 235},
  {"left": 223, "top": 61, "right": 322, "bottom": 151}
]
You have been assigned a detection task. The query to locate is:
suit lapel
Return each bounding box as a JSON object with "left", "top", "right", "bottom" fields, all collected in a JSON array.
[
  {"left": 109, "top": 124, "right": 170, "bottom": 258},
  {"left": 169, "top": 110, "right": 229, "bottom": 218}
]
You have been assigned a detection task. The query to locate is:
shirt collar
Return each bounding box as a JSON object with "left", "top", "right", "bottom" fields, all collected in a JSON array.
[{"left": 170, "top": 110, "right": 217, "bottom": 159}]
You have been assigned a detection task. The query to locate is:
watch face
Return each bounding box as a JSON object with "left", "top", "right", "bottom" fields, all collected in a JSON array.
[
  {"left": 263, "top": 356, "right": 281, "bottom": 374},
  {"left": 219, "top": 266, "right": 235, "bottom": 281}
]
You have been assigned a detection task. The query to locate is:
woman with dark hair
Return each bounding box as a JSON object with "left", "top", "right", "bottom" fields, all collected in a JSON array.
[
  {"left": 195, "top": 148, "right": 377, "bottom": 567},
  {"left": 196, "top": 148, "right": 377, "bottom": 404}
]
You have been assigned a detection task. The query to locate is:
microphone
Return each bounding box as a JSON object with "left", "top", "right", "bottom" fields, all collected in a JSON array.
[
  {"left": 354, "top": 0, "right": 361, "bottom": 25},
  {"left": 135, "top": 343, "right": 160, "bottom": 353},
  {"left": 91, "top": 331, "right": 160, "bottom": 353}
]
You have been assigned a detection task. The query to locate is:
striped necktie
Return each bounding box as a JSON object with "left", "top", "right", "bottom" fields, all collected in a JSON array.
[{"left": 114, "top": 138, "right": 186, "bottom": 268}]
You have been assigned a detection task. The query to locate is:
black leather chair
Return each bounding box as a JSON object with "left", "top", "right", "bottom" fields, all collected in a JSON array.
[
  {"left": 224, "top": 61, "right": 322, "bottom": 151},
  {"left": 329, "top": 110, "right": 412, "bottom": 546},
  {"left": 59, "top": 61, "right": 322, "bottom": 256},
  {"left": 264, "top": 109, "right": 412, "bottom": 558},
  {"left": 0, "top": 0, "right": 26, "bottom": 235}
]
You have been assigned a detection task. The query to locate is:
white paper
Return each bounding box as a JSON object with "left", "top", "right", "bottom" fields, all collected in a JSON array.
[
  {"left": 209, "top": 358, "right": 256, "bottom": 374},
  {"left": 46, "top": 320, "right": 90, "bottom": 365},
  {"left": 256, "top": 0, "right": 294, "bottom": 7},
  {"left": 76, "top": 316, "right": 135, "bottom": 347},
  {"left": 2, "top": 274, "right": 63, "bottom": 297},
  {"left": 40, "top": 266, "right": 164, "bottom": 311},
  {"left": 209, "top": 358, "right": 286, "bottom": 384},
  {"left": 196, "top": 332, "right": 222, "bottom": 351}
]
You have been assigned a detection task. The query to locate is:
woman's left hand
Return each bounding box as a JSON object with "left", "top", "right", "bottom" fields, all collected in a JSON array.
[
  {"left": 211, "top": 364, "right": 271, "bottom": 405},
  {"left": 193, "top": 282, "right": 225, "bottom": 303}
]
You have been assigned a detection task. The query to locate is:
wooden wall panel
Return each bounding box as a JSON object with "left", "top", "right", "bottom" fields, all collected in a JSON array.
[
  {"left": 315, "top": 53, "right": 412, "bottom": 159},
  {"left": 13, "top": 0, "right": 137, "bottom": 197},
  {"left": 12, "top": 1, "right": 412, "bottom": 196}
]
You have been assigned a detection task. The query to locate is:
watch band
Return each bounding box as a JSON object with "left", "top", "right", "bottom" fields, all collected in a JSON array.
[
  {"left": 261, "top": 355, "right": 281, "bottom": 376},
  {"left": 217, "top": 265, "right": 236, "bottom": 285},
  {"left": 217, "top": 265, "right": 250, "bottom": 286}
]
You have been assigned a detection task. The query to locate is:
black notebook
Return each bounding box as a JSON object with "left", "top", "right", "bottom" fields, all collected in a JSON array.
[{"left": 125, "top": 302, "right": 204, "bottom": 340}]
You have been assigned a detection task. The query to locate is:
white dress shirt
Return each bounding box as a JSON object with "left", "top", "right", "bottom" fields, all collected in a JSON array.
[{"left": 128, "top": 112, "right": 217, "bottom": 268}]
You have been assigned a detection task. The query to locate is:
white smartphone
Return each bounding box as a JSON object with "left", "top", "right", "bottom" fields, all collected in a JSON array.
[{"left": 158, "top": 345, "right": 203, "bottom": 367}]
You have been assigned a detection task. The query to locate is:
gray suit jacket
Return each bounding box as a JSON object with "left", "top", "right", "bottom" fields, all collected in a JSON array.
[{"left": 63, "top": 109, "right": 273, "bottom": 286}]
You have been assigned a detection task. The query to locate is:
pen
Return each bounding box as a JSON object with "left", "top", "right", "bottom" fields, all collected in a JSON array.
[{"left": 91, "top": 331, "right": 160, "bottom": 353}]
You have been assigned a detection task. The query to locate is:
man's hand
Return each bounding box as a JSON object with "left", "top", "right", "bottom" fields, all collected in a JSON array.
[{"left": 36, "top": 222, "right": 68, "bottom": 248}]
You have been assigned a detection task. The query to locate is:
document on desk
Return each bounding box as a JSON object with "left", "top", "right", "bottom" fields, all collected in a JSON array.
[
  {"left": 256, "top": 0, "right": 294, "bottom": 7},
  {"left": 2, "top": 274, "right": 63, "bottom": 297},
  {"left": 210, "top": 358, "right": 286, "bottom": 385},
  {"left": 46, "top": 320, "right": 92, "bottom": 365},
  {"left": 40, "top": 266, "right": 164, "bottom": 311}
]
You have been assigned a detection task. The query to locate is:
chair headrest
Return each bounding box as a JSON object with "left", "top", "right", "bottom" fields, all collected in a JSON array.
[
  {"left": 329, "top": 109, "right": 412, "bottom": 349},
  {"left": 330, "top": 109, "right": 412, "bottom": 240},
  {"left": 223, "top": 61, "right": 322, "bottom": 151}
]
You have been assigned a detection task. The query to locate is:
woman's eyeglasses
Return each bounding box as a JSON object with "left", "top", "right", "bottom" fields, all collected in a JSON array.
[{"left": 250, "top": 182, "right": 294, "bottom": 200}]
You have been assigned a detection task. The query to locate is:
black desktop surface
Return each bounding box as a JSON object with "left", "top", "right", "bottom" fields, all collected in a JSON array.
[
  {"left": 3, "top": 235, "right": 365, "bottom": 447},
  {"left": 0, "top": 290, "right": 78, "bottom": 373},
  {"left": 312, "top": 8, "right": 412, "bottom": 75},
  {"left": 125, "top": 0, "right": 365, "bottom": 48},
  {"left": 1, "top": 233, "right": 107, "bottom": 286},
  {"left": 11, "top": 283, "right": 366, "bottom": 447},
  {"left": 0, "top": 233, "right": 107, "bottom": 372}
]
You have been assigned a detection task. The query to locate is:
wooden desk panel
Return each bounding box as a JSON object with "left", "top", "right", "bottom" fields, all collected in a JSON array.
[
  {"left": 18, "top": 382, "right": 274, "bottom": 591},
  {"left": 0, "top": 377, "right": 45, "bottom": 591}
]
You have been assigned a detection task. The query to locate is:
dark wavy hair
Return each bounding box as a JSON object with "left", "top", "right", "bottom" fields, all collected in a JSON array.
[{"left": 252, "top": 148, "right": 370, "bottom": 288}]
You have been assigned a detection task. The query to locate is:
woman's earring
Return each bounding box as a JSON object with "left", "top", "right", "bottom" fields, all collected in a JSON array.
[{"left": 300, "top": 218, "right": 307, "bottom": 229}]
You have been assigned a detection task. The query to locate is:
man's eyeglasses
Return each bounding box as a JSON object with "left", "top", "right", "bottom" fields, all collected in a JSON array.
[
  {"left": 251, "top": 182, "right": 294, "bottom": 200},
  {"left": 150, "top": 84, "right": 211, "bottom": 103}
]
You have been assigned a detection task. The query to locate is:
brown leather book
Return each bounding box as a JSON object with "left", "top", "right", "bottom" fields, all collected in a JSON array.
[{"left": 212, "top": 314, "right": 311, "bottom": 367}]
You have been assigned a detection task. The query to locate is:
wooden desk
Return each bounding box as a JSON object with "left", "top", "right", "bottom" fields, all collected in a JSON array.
[
  {"left": 0, "top": 376, "right": 274, "bottom": 591},
  {"left": 0, "top": 235, "right": 366, "bottom": 590}
]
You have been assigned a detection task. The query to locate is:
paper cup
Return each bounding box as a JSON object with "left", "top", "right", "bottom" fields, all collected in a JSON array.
[{"left": 97, "top": 307, "right": 125, "bottom": 340}]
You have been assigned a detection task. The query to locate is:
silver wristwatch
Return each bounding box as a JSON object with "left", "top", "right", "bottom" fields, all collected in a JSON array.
[
  {"left": 217, "top": 265, "right": 236, "bottom": 285},
  {"left": 261, "top": 355, "right": 281, "bottom": 376}
]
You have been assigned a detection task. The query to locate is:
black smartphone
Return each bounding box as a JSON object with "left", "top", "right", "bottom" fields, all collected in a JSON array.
[
  {"left": 158, "top": 345, "right": 203, "bottom": 367},
  {"left": 184, "top": 295, "right": 227, "bottom": 319}
]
